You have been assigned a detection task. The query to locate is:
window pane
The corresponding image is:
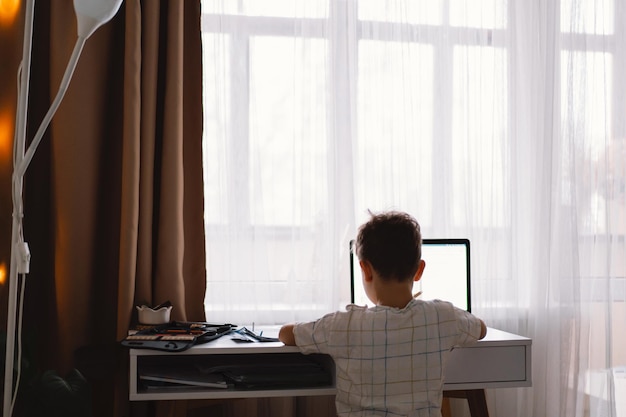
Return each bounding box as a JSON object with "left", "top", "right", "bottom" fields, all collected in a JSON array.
[
  {"left": 201, "top": 0, "right": 239, "bottom": 15},
  {"left": 452, "top": 46, "right": 509, "bottom": 228},
  {"left": 358, "top": 0, "right": 443, "bottom": 25},
  {"left": 561, "top": 0, "right": 614, "bottom": 35},
  {"left": 204, "top": 238, "right": 333, "bottom": 324},
  {"left": 249, "top": 37, "right": 328, "bottom": 226},
  {"left": 561, "top": 52, "right": 613, "bottom": 161},
  {"left": 449, "top": 0, "right": 507, "bottom": 29},
  {"left": 202, "top": 33, "right": 231, "bottom": 225},
  {"left": 244, "top": 0, "right": 328, "bottom": 18},
  {"left": 561, "top": 51, "right": 613, "bottom": 234},
  {"left": 356, "top": 41, "right": 434, "bottom": 223},
  {"left": 202, "top": 0, "right": 329, "bottom": 18}
]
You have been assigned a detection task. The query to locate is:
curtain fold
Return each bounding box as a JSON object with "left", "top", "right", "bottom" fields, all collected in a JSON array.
[
  {"left": 118, "top": 0, "right": 206, "bottom": 334},
  {"left": 4, "top": 1, "right": 206, "bottom": 416}
]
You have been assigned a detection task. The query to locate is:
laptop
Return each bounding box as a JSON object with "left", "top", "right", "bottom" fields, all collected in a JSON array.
[{"left": 350, "top": 238, "right": 472, "bottom": 312}]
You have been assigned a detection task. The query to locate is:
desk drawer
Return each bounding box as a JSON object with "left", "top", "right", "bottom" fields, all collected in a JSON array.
[{"left": 444, "top": 345, "right": 529, "bottom": 388}]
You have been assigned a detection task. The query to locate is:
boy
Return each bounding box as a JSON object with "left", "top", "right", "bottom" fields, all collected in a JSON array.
[{"left": 279, "top": 210, "right": 487, "bottom": 417}]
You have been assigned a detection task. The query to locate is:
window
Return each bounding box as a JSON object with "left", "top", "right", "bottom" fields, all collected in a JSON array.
[
  {"left": 200, "top": 0, "right": 509, "bottom": 324},
  {"left": 198, "top": 1, "right": 626, "bottom": 414}
]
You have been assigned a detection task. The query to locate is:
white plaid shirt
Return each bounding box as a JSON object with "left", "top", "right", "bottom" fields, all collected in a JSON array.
[{"left": 293, "top": 299, "right": 483, "bottom": 417}]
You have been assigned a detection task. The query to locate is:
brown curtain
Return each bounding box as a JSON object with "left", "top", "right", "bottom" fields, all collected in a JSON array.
[
  {"left": 116, "top": 0, "right": 206, "bottom": 331},
  {"left": 3, "top": 1, "right": 335, "bottom": 416},
  {"left": 8, "top": 1, "right": 206, "bottom": 416}
]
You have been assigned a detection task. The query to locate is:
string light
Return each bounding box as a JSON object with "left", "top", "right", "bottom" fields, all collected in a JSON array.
[
  {"left": 0, "top": 0, "right": 20, "bottom": 26},
  {"left": 0, "top": 107, "right": 13, "bottom": 163},
  {"left": 0, "top": 263, "right": 6, "bottom": 285}
]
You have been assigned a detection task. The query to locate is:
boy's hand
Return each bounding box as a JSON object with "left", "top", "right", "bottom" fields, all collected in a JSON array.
[
  {"left": 279, "top": 324, "right": 297, "bottom": 346},
  {"left": 479, "top": 320, "right": 487, "bottom": 340}
]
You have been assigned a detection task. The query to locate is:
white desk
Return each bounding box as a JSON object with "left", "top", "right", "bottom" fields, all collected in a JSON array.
[{"left": 129, "top": 327, "right": 531, "bottom": 402}]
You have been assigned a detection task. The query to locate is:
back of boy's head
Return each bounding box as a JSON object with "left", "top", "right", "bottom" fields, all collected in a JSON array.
[{"left": 355, "top": 210, "right": 422, "bottom": 282}]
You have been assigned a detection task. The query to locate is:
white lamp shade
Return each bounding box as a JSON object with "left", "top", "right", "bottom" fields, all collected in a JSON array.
[{"left": 73, "top": 0, "right": 123, "bottom": 38}]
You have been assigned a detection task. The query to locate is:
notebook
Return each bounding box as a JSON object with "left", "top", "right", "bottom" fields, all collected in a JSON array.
[{"left": 350, "top": 238, "right": 472, "bottom": 312}]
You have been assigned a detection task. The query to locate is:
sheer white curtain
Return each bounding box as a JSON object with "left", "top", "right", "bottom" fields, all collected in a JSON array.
[{"left": 200, "top": 0, "right": 626, "bottom": 416}]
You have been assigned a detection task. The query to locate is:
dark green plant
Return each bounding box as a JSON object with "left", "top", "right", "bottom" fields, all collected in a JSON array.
[
  {"left": 24, "top": 368, "right": 92, "bottom": 417},
  {"left": 2, "top": 331, "right": 94, "bottom": 417}
]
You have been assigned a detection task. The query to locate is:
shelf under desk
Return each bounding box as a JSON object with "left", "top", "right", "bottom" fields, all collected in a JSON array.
[{"left": 129, "top": 326, "right": 531, "bottom": 401}]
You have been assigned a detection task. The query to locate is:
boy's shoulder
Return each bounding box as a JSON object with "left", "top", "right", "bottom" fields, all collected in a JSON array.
[
  {"left": 344, "top": 298, "right": 455, "bottom": 311},
  {"left": 341, "top": 299, "right": 457, "bottom": 321}
]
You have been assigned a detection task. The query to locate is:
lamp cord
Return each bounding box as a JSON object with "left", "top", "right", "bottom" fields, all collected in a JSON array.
[
  {"left": 15, "top": 36, "right": 87, "bottom": 179},
  {"left": 8, "top": 275, "right": 26, "bottom": 415}
]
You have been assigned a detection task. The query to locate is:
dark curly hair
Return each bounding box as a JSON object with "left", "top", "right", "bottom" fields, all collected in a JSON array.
[{"left": 355, "top": 211, "right": 422, "bottom": 282}]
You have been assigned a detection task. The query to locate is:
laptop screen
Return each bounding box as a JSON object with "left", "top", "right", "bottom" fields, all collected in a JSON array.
[{"left": 350, "top": 238, "right": 471, "bottom": 312}]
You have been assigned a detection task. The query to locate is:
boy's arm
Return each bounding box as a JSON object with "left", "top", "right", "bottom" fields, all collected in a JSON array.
[
  {"left": 454, "top": 306, "right": 487, "bottom": 343},
  {"left": 279, "top": 323, "right": 296, "bottom": 346}
]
